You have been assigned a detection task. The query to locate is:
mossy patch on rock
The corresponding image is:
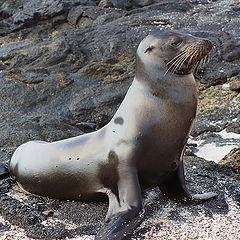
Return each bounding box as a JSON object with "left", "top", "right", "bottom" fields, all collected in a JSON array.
[
  {"left": 78, "top": 51, "right": 135, "bottom": 83},
  {"left": 219, "top": 147, "right": 240, "bottom": 173},
  {"left": 193, "top": 75, "right": 240, "bottom": 136},
  {"left": 198, "top": 83, "right": 239, "bottom": 115},
  {"left": 229, "top": 75, "right": 240, "bottom": 92}
]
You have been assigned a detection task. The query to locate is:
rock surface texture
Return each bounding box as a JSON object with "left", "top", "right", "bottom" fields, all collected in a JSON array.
[{"left": 0, "top": 0, "right": 239, "bottom": 239}]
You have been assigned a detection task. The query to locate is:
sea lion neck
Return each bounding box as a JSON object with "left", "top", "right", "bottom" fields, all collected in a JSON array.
[
  {"left": 135, "top": 53, "right": 197, "bottom": 104},
  {"left": 135, "top": 54, "right": 166, "bottom": 84}
]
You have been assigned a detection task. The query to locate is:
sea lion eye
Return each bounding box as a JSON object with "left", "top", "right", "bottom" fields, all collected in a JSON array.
[
  {"left": 171, "top": 38, "right": 182, "bottom": 46},
  {"left": 144, "top": 45, "right": 155, "bottom": 53}
]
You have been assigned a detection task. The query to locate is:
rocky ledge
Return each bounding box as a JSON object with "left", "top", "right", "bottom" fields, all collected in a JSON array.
[{"left": 0, "top": 0, "right": 239, "bottom": 239}]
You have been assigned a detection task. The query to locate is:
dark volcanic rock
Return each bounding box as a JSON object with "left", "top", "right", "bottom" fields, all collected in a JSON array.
[
  {"left": 0, "top": 0, "right": 240, "bottom": 238},
  {"left": 0, "top": 0, "right": 239, "bottom": 148},
  {"left": 222, "top": 37, "right": 240, "bottom": 62},
  {"left": 98, "top": 0, "right": 155, "bottom": 9}
]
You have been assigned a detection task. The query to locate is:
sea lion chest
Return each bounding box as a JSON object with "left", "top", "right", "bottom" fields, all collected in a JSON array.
[{"left": 115, "top": 78, "right": 197, "bottom": 190}]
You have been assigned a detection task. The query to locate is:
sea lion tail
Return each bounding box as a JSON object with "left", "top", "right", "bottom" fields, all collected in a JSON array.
[{"left": 0, "top": 163, "right": 10, "bottom": 180}]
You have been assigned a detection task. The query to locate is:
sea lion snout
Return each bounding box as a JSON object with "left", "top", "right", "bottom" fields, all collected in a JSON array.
[
  {"left": 186, "top": 38, "right": 213, "bottom": 63},
  {"left": 164, "top": 35, "right": 214, "bottom": 75},
  {"left": 203, "top": 39, "right": 213, "bottom": 52}
]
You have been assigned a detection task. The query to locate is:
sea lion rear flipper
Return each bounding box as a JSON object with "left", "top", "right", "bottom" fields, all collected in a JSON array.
[
  {"left": 96, "top": 167, "right": 144, "bottom": 240},
  {"left": 159, "top": 160, "right": 217, "bottom": 201}
]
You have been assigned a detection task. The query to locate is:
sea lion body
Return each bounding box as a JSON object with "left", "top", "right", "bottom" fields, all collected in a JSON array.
[
  {"left": 10, "top": 74, "right": 196, "bottom": 199},
  {"left": 8, "top": 31, "right": 216, "bottom": 239}
]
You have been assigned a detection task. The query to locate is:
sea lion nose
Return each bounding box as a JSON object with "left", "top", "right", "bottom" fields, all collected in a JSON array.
[{"left": 203, "top": 39, "right": 213, "bottom": 52}]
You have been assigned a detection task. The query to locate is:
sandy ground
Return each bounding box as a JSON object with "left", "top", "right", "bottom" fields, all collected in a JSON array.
[
  {"left": 0, "top": 198, "right": 239, "bottom": 240},
  {"left": 141, "top": 198, "right": 240, "bottom": 240}
]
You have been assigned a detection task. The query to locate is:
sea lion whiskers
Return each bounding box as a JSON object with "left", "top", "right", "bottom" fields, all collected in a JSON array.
[
  {"left": 164, "top": 53, "right": 186, "bottom": 75},
  {"left": 166, "top": 49, "right": 188, "bottom": 66},
  {"left": 193, "top": 57, "right": 203, "bottom": 73},
  {"left": 166, "top": 45, "right": 198, "bottom": 75},
  {"left": 201, "top": 54, "right": 208, "bottom": 67},
  {"left": 183, "top": 40, "right": 213, "bottom": 73},
  {"left": 195, "top": 59, "right": 204, "bottom": 73},
  {"left": 164, "top": 38, "right": 213, "bottom": 76},
  {"left": 171, "top": 54, "right": 190, "bottom": 74},
  {"left": 165, "top": 50, "right": 189, "bottom": 75},
  {"left": 191, "top": 48, "right": 204, "bottom": 72},
  {"left": 174, "top": 48, "right": 199, "bottom": 73},
  {"left": 200, "top": 45, "right": 209, "bottom": 68},
  {"left": 187, "top": 39, "right": 213, "bottom": 62},
  {"left": 199, "top": 57, "right": 205, "bottom": 69},
  {"left": 205, "top": 46, "right": 214, "bottom": 66},
  {"left": 186, "top": 44, "right": 202, "bottom": 63},
  {"left": 167, "top": 54, "right": 187, "bottom": 73},
  {"left": 165, "top": 41, "right": 206, "bottom": 75},
  {"left": 203, "top": 48, "right": 214, "bottom": 67},
  {"left": 207, "top": 46, "right": 214, "bottom": 63},
  {"left": 187, "top": 49, "right": 199, "bottom": 67},
  {"left": 193, "top": 46, "right": 214, "bottom": 73}
]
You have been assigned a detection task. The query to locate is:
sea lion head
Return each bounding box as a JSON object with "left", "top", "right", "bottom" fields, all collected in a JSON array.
[{"left": 136, "top": 30, "right": 213, "bottom": 77}]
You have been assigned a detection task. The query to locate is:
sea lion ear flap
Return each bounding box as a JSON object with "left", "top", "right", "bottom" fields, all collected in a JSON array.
[{"left": 144, "top": 45, "right": 155, "bottom": 53}]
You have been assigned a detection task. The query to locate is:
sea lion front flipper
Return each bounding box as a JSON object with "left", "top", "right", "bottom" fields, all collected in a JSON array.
[
  {"left": 96, "top": 207, "right": 143, "bottom": 240},
  {"left": 96, "top": 167, "right": 144, "bottom": 240},
  {"left": 159, "top": 160, "right": 217, "bottom": 201}
]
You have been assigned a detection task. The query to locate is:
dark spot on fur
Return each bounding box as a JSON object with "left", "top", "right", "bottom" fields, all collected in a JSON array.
[
  {"left": 77, "top": 158, "right": 80, "bottom": 160},
  {"left": 98, "top": 150, "right": 119, "bottom": 201},
  {"left": 114, "top": 117, "right": 124, "bottom": 125},
  {"left": 69, "top": 158, "right": 71, "bottom": 160}
]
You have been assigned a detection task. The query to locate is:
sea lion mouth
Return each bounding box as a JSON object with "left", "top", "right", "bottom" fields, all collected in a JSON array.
[{"left": 165, "top": 39, "right": 214, "bottom": 75}]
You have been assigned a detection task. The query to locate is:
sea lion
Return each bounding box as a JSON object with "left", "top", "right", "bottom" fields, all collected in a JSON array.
[{"left": 2, "top": 31, "right": 216, "bottom": 239}]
